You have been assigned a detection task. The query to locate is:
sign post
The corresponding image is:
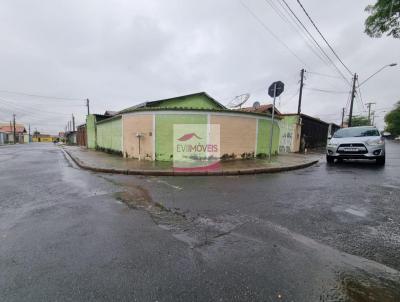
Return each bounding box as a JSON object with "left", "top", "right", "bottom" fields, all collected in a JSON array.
[{"left": 268, "top": 81, "right": 284, "bottom": 162}]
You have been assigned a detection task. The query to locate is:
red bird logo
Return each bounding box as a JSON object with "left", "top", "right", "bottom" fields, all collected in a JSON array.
[{"left": 177, "top": 133, "right": 202, "bottom": 141}]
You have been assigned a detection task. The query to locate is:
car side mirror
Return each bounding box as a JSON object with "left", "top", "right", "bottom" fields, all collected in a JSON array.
[{"left": 328, "top": 135, "right": 332, "bottom": 139}]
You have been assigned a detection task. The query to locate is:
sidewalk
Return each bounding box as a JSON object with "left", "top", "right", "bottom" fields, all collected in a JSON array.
[{"left": 62, "top": 146, "right": 321, "bottom": 176}]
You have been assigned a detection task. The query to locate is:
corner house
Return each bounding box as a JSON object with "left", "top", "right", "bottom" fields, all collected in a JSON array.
[{"left": 86, "top": 92, "right": 280, "bottom": 161}]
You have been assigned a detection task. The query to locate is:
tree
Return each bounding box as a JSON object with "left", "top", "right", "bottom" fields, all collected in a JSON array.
[
  {"left": 365, "top": 0, "right": 400, "bottom": 38},
  {"left": 346, "top": 116, "right": 370, "bottom": 127},
  {"left": 385, "top": 101, "right": 400, "bottom": 135}
]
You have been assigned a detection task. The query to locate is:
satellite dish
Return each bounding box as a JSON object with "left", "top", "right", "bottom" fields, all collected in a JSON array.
[
  {"left": 227, "top": 93, "right": 250, "bottom": 109},
  {"left": 253, "top": 101, "right": 261, "bottom": 110}
]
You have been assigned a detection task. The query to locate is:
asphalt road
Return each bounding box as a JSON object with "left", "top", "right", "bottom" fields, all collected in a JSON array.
[{"left": 1, "top": 142, "right": 400, "bottom": 301}]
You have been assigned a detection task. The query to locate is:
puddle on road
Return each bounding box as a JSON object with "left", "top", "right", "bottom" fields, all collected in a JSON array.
[
  {"left": 334, "top": 271, "right": 400, "bottom": 302},
  {"left": 108, "top": 180, "right": 400, "bottom": 301},
  {"left": 345, "top": 208, "right": 368, "bottom": 218}
]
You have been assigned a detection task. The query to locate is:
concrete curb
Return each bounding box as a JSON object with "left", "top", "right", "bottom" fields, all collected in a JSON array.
[{"left": 62, "top": 148, "right": 319, "bottom": 176}]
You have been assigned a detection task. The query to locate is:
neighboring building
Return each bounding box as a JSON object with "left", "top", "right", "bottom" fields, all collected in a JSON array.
[
  {"left": 76, "top": 124, "right": 87, "bottom": 147},
  {"left": 328, "top": 123, "right": 341, "bottom": 137},
  {"left": 32, "top": 134, "right": 54, "bottom": 142},
  {"left": 86, "top": 92, "right": 281, "bottom": 161},
  {"left": 65, "top": 131, "right": 77, "bottom": 145},
  {"left": 279, "top": 113, "right": 341, "bottom": 152},
  {"left": 0, "top": 123, "right": 27, "bottom": 143},
  {"left": 0, "top": 132, "right": 5, "bottom": 145}
]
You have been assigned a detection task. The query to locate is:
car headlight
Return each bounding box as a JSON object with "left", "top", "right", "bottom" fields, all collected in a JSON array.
[
  {"left": 327, "top": 143, "right": 338, "bottom": 148},
  {"left": 367, "top": 139, "right": 384, "bottom": 146}
]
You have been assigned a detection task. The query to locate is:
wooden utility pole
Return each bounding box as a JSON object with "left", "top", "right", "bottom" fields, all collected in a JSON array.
[
  {"left": 13, "top": 114, "right": 16, "bottom": 144},
  {"left": 348, "top": 73, "right": 358, "bottom": 127},
  {"left": 341, "top": 107, "right": 345, "bottom": 128},
  {"left": 366, "top": 102, "right": 376, "bottom": 125},
  {"left": 72, "top": 114, "right": 75, "bottom": 132},
  {"left": 297, "top": 69, "right": 305, "bottom": 115},
  {"left": 86, "top": 98, "right": 90, "bottom": 115}
]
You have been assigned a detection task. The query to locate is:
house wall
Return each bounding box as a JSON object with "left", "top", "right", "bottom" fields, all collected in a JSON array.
[
  {"left": 120, "top": 111, "right": 280, "bottom": 161},
  {"left": 23, "top": 134, "right": 30, "bottom": 143},
  {"left": 96, "top": 117, "right": 122, "bottom": 153},
  {"left": 123, "top": 114, "right": 153, "bottom": 159},
  {"left": 257, "top": 119, "right": 280, "bottom": 156},
  {"left": 86, "top": 115, "right": 97, "bottom": 149},
  {"left": 0, "top": 133, "right": 4, "bottom": 145},
  {"left": 77, "top": 126, "right": 87, "bottom": 147},
  {"left": 210, "top": 115, "right": 257, "bottom": 158},
  {"left": 155, "top": 113, "right": 208, "bottom": 161},
  {"left": 32, "top": 136, "right": 53, "bottom": 142},
  {"left": 278, "top": 115, "right": 298, "bottom": 153}
]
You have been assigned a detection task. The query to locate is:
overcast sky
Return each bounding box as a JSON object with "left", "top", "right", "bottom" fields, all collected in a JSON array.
[{"left": 0, "top": 0, "right": 398, "bottom": 134}]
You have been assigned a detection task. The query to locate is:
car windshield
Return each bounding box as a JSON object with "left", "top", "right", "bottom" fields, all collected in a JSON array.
[{"left": 333, "top": 127, "right": 380, "bottom": 138}]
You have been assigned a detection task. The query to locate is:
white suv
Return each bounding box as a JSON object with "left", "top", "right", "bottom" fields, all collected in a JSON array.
[{"left": 326, "top": 126, "right": 385, "bottom": 165}]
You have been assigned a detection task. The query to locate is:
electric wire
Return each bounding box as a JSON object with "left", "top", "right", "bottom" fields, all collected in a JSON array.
[
  {"left": 0, "top": 90, "right": 84, "bottom": 101},
  {"left": 263, "top": 0, "right": 329, "bottom": 65},
  {"left": 295, "top": 0, "right": 353, "bottom": 75},
  {"left": 304, "top": 87, "right": 349, "bottom": 94},
  {"left": 280, "top": 0, "right": 351, "bottom": 86},
  {"left": 239, "top": 0, "right": 309, "bottom": 67},
  {"left": 306, "top": 71, "right": 342, "bottom": 79}
]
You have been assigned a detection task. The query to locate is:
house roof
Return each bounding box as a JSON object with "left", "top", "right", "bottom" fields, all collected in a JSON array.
[
  {"left": 238, "top": 104, "right": 281, "bottom": 115},
  {"left": 119, "top": 92, "right": 226, "bottom": 114},
  {"left": 0, "top": 123, "right": 26, "bottom": 133},
  {"left": 280, "top": 113, "right": 329, "bottom": 125},
  {"left": 104, "top": 110, "right": 118, "bottom": 116}
]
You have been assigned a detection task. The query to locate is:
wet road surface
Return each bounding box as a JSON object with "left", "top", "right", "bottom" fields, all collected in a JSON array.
[{"left": 1, "top": 142, "right": 400, "bottom": 301}]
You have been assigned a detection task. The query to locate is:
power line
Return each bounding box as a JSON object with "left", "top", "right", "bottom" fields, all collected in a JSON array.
[
  {"left": 295, "top": 0, "right": 353, "bottom": 75},
  {"left": 0, "top": 89, "right": 84, "bottom": 101},
  {"left": 239, "top": 0, "right": 309, "bottom": 67},
  {"left": 0, "top": 97, "right": 76, "bottom": 117},
  {"left": 280, "top": 0, "right": 351, "bottom": 86},
  {"left": 304, "top": 87, "right": 349, "bottom": 94},
  {"left": 306, "top": 71, "right": 342, "bottom": 79},
  {"left": 263, "top": 0, "right": 329, "bottom": 65}
]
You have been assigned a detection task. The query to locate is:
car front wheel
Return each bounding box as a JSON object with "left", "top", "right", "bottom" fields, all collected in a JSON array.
[
  {"left": 326, "top": 155, "right": 334, "bottom": 164},
  {"left": 376, "top": 156, "right": 385, "bottom": 165}
]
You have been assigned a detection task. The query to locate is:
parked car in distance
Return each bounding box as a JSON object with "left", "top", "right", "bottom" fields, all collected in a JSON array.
[{"left": 326, "top": 126, "right": 385, "bottom": 165}]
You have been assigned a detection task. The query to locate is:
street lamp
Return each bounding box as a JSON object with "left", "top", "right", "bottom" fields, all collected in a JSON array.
[
  {"left": 359, "top": 63, "right": 397, "bottom": 87},
  {"left": 348, "top": 62, "right": 397, "bottom": 127}
]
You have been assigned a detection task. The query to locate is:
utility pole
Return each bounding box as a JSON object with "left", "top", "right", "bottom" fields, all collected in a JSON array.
[
  {"left": 28, "top": 124, "right": 31, "bottom": 143},
  {"left": 86, "top": 98, "right": 90, "bottom": 115},
  {"left": 348, "top": 73, "right": 358, "bottom": 127},
  {"left": 268, "top": 82, "right": 277, "bottom": 162},
  {"left": 297, "top": 69, "right": 305, "bottom": 115},
  {"left": 341, "top": 107, "right": 345, "bottom": 128},
  {"left": 366, "top": 102, "right": 376, "bottom": 125},
  {"left": 13, "top": 114, "right": 16, "bottom": 144},
  {"left": 9, "top": 121, "right": 12, "bottom": 144},
  {"left": 72, "top": 114, "right": 75, "bottom": 132}
]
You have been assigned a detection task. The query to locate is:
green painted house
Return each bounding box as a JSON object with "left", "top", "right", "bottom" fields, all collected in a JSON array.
[{"left": 86, "top": 92, "right": 281, "bottom": 161}]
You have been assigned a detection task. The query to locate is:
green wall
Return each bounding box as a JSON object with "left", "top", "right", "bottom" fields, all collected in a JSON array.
[
  {"left": 86, "top": 114, "right": 97, "bottom": 149},
  {"left": 96, "top": 117, "right": 122, "bottom": 152},
  {"left": 257, "top": 119, "right": 280, "bottom": 156},
  {"left": 155, "top": 114, "right": 207, "bottom": 161},
  {"left": 150, "top": 94, "right": 222, "bottom": 110}
]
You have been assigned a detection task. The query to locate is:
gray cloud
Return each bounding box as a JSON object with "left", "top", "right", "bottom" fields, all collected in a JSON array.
[{"left": 0, "top": 0, "right": 398, "bottom": 133}]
